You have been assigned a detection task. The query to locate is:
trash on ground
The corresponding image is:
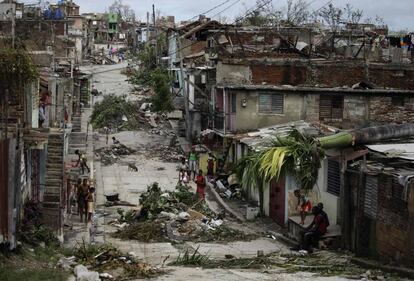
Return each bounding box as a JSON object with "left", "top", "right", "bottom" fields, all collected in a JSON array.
[{"left": 111, "top": 182, "right": 257, "bottom": 243}]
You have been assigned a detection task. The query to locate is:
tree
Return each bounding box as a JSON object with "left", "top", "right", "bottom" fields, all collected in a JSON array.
[
  {"left": 318, "top": 3, "right": 343, "bottom": 32},
  {"left": 109, "top": 0, "right": 136, "bottom": 22},
  {"left": 343, "top": 3, "right": 363, "bottom": 25},
  {"left": 150, "top": 69, "right": 173, "bottom": 113},
  {"left": 286, "top": 0, "right": 310, "bottom": 26}
]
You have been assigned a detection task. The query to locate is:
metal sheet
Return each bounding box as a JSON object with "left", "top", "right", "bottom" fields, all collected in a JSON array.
[{"left": 366, "top": 143, "right": 414, "bottom": 160}]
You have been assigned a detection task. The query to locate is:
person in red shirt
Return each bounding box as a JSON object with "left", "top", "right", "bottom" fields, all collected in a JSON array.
[
  {"left": 291, "top": 206, "right": 328, "bottom": 253},
  {"left": 195, "top": 169, "right": 206, "bottom": 200},
  {"left": 294, "top": 189, "right": 312, "bottom": 225}
]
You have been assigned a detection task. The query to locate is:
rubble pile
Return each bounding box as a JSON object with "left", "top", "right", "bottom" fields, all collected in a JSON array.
[
  {"left": 144, "top": 143, "right": 184, "bottom": 162},
  {"left": 88, "top": 54, "right": 116, "bottom": 65},
  {"left": 111, "top": 182, "right": 255, "bottom": 243},
  {"left": 72, "top": 242, "right": 162, "bottom": 280},
  {"left": 95, "top": 144, "right": 136, "bottom": 166}
]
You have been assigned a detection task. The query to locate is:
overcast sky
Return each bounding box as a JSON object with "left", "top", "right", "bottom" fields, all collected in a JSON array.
[{"left": 27, "top": 0, "right": 413, "bottom": 31}]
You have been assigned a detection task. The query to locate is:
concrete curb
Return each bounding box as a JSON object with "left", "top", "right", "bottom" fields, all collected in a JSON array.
[
  {"left": 351, "top": 257, "right": 414, "bottom": 279},
  {"left": 206, "top": 182, "right": 246, "bottom": 223}
]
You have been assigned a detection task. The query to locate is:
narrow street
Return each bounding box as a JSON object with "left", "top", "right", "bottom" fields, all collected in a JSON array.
[{"left": 61, "top": 63, "right": 395, "bottom": 281}]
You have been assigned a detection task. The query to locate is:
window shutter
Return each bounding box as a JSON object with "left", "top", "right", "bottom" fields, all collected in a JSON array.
[
  {"left": 271, "top": 94, "right": 284, "bottom": 114},
  {"left": 259, "top": 94, "right": 284, "bottom": 114},
  {"left": 327, "top": 160, "right": 341, "bottom": 196},
  {"left": 364, "top": 176, "right": 378, "bottom": 219},
  {"left": 259, "top": 94, "right": 271, "bottom": 113}
]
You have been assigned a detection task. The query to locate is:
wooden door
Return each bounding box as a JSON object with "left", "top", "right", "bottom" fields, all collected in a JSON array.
[{"left": 269, "top": 177, "right": 286, "bottom": 226}]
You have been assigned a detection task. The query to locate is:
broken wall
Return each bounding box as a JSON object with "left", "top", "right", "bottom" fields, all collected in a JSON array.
[{"left": 221, "top": 59, "right": 414, "bottom": 89}]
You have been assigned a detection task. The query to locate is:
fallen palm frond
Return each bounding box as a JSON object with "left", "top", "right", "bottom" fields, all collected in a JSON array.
[{"left": 235, "top": 128, "right": 325, "bottom": 209}]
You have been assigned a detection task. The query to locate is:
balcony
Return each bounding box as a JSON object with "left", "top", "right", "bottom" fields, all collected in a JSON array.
[{"left": 213, "top": 112, "right": 235, "bottom": 135}]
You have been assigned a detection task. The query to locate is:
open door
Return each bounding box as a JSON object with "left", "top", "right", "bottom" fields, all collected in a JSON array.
[{"left": 269, "top": 177, "right": 286, "bottom": 226}]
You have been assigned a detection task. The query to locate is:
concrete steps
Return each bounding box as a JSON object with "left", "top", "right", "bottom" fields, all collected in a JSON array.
[{"left": 43, "top": 132, "right": 65, "bottom": 222}]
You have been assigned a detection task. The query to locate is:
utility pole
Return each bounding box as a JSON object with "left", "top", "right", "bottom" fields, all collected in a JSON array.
[
  {"left": 146, "top": 12, "right": 149, "bottom": 43},
  {"left": 152, "top": 4, "right": 158, "bottom": 65},
  {"left": 177, "top": 38, "right": 191, "bottom": 141}
]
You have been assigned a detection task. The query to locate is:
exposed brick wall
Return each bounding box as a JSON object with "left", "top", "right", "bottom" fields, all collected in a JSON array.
[
  {"left": 251, "top": 64, "right": 307, "bottom": 85},
  {"left": 246, "top": 60, "right": 414, "bottom": 89},
  {"left": 369, "top": 67, "right": 414, "bottom": 90},
  {"left": 369, "top": 97, "right": 414, "bottom": 124},
  {"left": 376, "top": 175, "right": 412, "bottom": 266},
  {"left": 313, "top": 64, "right": 365, "bottom": 87}
]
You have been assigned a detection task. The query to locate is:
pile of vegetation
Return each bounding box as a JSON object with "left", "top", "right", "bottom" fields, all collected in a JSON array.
[
  {"left": 90, "top": 94, "right": 140, "bottom": 130},
  {"left": 170, "top": 249, "right": 399, "bottom": 279},
  {"left": 1, "top": 202, "right": 69, "bottom": 281},
  {"left": 73, "top": 241, "right": 162, "bottom": 279},
  {"left": 112, "top": 182, "right": 256, "bottom": 243},
  {"left": 18, "top": 202, "right": 59, "bottom": 247}
]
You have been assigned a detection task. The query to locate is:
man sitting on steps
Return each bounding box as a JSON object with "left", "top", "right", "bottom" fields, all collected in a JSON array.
[{"left": 290, "top": 205, "right": 329, "bottom": 253}]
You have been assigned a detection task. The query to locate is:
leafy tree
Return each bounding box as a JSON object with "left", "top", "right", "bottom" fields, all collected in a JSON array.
[
  {"left": 0, "top": 48, "right": 37, "bottom": 97},
  {"left": 90, "top": 94, "right": 137, "bottom": 129},
  {"left": 150, "top": 69, "right": 173, "bottom": 113}
]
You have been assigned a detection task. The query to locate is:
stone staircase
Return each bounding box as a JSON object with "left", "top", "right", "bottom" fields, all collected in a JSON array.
[
  {"left": 72, "top": 115, "right": 82, "bottom": 132},
  {"left": 42, "top": 131, "right": 65, "bottom": 231}
]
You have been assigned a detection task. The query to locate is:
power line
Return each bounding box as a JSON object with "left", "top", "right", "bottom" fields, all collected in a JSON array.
[
  {"left": 211, "top": 0, "right": 242, "bottom": 19},
  {"left": 188, "top": 0, "right": 235, "bottom": 21},
  {"left": 167, "top": 0, "right": 273, "bottom": 58}
]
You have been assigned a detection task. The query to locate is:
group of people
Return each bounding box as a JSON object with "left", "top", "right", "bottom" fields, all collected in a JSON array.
[
  {"left": 292, "top": 189, "right": 330, "bottom": 253},
  {"left": 178, "top": 147, "right": 217, "bottom": 200},
  {"left": 74, "top": 178, "right": 95, "bottom": 223}
]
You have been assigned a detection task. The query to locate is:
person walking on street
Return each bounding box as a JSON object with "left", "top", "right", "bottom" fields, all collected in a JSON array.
[
  {"left": 178, "top": 158, "right": 189, "bottom": 185},
  {"left": 195, "top": 169, "right": 206, "bottom": 200},
  {"left": 76, "top": 178, "right": 89, "bottom": 223},
  {"left": 75, "top": 150, "right": 90, "bottom": 174},
  {"left": 85, "top": 187, "right": 95, "bottom": 223},
  {"left": 188, "top": 147, "right": 198, "bottom": 181}
]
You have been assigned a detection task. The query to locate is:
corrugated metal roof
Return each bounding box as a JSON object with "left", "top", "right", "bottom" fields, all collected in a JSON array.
[
  {"left": 366, "top": 143, "right": 414, "bottom": 161},
  {"left": 234, "top": 120, "right": 324, "bottom": 151}
]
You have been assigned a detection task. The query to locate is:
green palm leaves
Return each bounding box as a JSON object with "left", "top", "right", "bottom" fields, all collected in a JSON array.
[{"left": 236, "top": 129, "right": 325, "bottom": 192}]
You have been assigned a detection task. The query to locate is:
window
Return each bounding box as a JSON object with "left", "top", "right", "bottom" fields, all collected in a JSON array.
[
  {"left": 319, "top": 96, "right": 344, "bottom": 121},
  {"left": 327, "top": 160, "right": 340, "bottom": 196},
  {"left": 231, "top": 93, "right": 237, "bottom": 113},
  {"left": 364, "top": 176, "right": 378, "bottom": 219},
  {"left": 258, "top": 94, "right": 284, "bottom": 114}
]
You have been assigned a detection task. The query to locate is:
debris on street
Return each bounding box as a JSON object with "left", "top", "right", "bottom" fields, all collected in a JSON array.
[
  {"left": 144, "top": 143, "right": 184, "bottom": 162},
  {"left": 95, "top": 144, "right": 136, "bottom": 166},
  {"left": 72, "top": 241, "right": 163, "bottom": 279},
  {"left": 111, "top": 182, "right": 256, "bottom": 243}
]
